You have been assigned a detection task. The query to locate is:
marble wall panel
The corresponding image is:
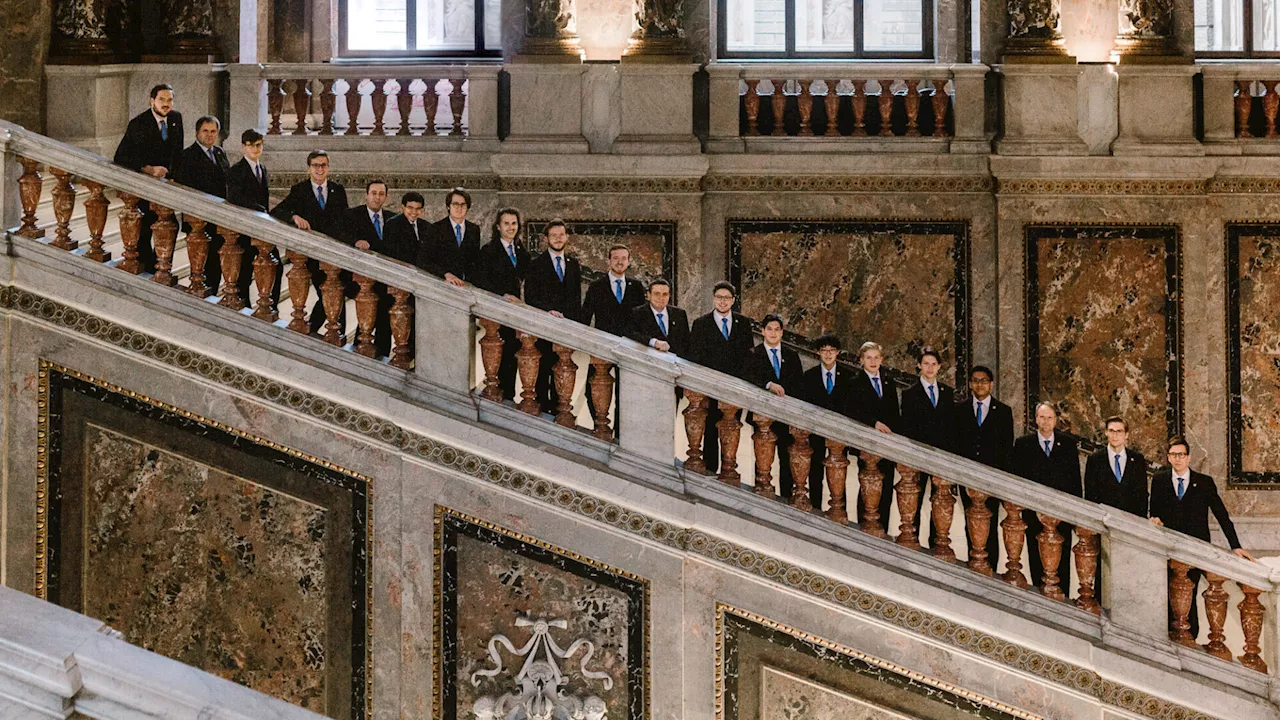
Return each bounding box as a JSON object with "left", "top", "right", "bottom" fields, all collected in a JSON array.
[
  {"left": 1025, "top": 225, "right": 1182, "bottom": 459},
  {"left": 525, "top": 220, "right": 676, "bottom": 297},
  {"left": 1227, "top": 225, "right": 1280, "bottom": 485},
  {"left": 730, "top": 220, "right": 970, "bottom": 384},
  {"left": 761, "top": 667, "right": 913, "bottom": 720}
]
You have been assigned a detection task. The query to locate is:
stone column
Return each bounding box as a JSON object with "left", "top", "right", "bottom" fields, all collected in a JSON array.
[
  {"left": 625, "top": 0, "right": 690, "bottom": 60},
  {"left": 1003, "top": 0, "right": 1072, "bottom": 60},
  {"left": 519, "top": 0, "right": 583, "bottom": 60},
  {"left": 1114, "top": 0, "right": 1176, "bottom": 60}
]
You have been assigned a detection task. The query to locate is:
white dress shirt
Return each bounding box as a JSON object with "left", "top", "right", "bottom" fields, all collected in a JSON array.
[
  {"left": 763, "top": 342, "right": 784, "bottom": 389},
  {"left": 920, "top": 378, "right": 938, "bottom": 404},
  {"left": 1037, "top": 431, "right": 1055, "bottom": 454},
  {"left": 1108, "top": 446, "right": 1128, "bottom": 477},
  {"left": 648, "top": 305, "right": 669, "bottom": 349},
  {"left": 713, "top": 310, "right": 732, "bottom": 335},
  {"left": 973, "top": 396, "right": 990, "bottom": 421}
]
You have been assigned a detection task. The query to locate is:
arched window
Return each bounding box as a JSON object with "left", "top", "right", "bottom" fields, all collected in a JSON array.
[
  {"left": 341, "top": 0, "right": 501, "bottom": 56},
  {"left": 719, "top": 0, "right": 933, "bottom": 58}
]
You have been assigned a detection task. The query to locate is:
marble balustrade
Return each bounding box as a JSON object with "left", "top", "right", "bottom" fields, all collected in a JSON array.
[
  {"left": 4, "top": 118, "right": 1279, "bottom": 688},
  {"left": 1201, "top": 64, "right": 1280, "bottom": 151}
]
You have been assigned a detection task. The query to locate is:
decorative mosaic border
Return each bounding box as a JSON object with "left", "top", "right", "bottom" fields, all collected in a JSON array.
[
  {"left": 704, "top": 175, "right": 993, "bottom": 193},
  {"left": 998, "top": 179, "right": 1209, "bottom": 196},
  {"left": 1225, "top": 223, "right": 1280, "bottom": 486},
  {"left": 0, "top": 284, "right": 1225, "bottom": 720}
]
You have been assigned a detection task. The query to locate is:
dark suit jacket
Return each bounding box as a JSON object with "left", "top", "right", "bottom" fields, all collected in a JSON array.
[
  {"left": 1084, "top": 447, "right": 1149, "bottom": 518},
  {"left": 345, "top": 206, "right": 395, "bottom": 250},
  {"left": 474, "top": 239, "right": 529, "bottom": 298},
  {"left": 901, "top": 381, "right": 956, "bottom": 452},
  {"left": 801, "top": 364, "right": 855, "bottom": 416},
  {"left": 113, "top": 109, "right": 184, "bottom": 174},
  {"left": 425, "top": 217, "right": 482, "bottom": 282},
  {"left": 1150, "top": 468, "right": 1242, "bottom": 549},
  {"left": 269, "top": 180, "right": 350, "bottom": 241},
  {"left": 172, "top": 142, "right": 229, "bottom": 199},
  {"left": 848, "top": 371, "right": 901, "bottom": 432},
  {"left": 380, "top": 214, "right": 431, "bottom": 268},
  {"left": 689, "top": 312, "right": 754, "bottom": 379},
  {"left": 955, "top": 397, "right": 1014, "bottom": 471},
  {"left": 746, "top": 344, "right": 803, "bottom": 396},
  {"left": 628, "top": 304, "right": 690, "bottom": 358},
  {"left": 524, "top": 252, "right": 583, "bottom": 320},
  {"left": 1012, "top": 431, "right": 1082, "bottom": 497},
  {"left": 226, "top": 159, "right": 269, "bottom": 212},
  {"left": 584, "top": 276, "right": 646, "bottom": 336}
]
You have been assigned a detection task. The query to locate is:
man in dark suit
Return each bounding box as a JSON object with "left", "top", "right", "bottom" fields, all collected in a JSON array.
[
  {"left": 689, "top": 281, "right": 755, "bottom": 473},
  {"left": 376, "top": 192, "right": 431, "bottom": 359},
  {"left": 345, "top": 180, "right": 398, "bottom": 356},
  {"left": 1150, "top": 435, "right": 1255, "bottom": 638},
  {"left": 524, "top": 220, "right": 584, "bottom": 415},
  {"left": 584, "top": 244, "right": 648, "bottom": 432},
  {"left": 172, "top": 115, "right": 230, "bottom": 295},
  {"left": 113, "top": 83, "right": 183, "bottom": 273},
  {"left": 628, "top": 278, "right": 690, "bottom": 358},
  {"left": 226, "top": 129, "right": 276, "bottom": 306},
  {"left": 1084, "top": 416, "right": 1149, "bottom": 518},
  {"left": 800, "top": 334, "right": 855, "bottom": 512},
  {"left": 269, "top": 150, "right": 350, "bottom": 335},
  {"left": 745, "top": 315, "right": 803, "bottom": 497},
  {"left": 955, "top": 364, "right": 1014, "bottom": 568},
  {"left": 900, "top": 348, "right": 957, "bottom": 544},
  {"left": 425, "top": 187, "right": 482, "bottom": 286},
  {"left": 473, "top": 208, "right": 530, "bottom": 401},
  {"left": 848, "top": 341, "right": 901, "bottom": 532},
  {"left": 1011, "top": 402, "right": 1082, "bottom": 590}
]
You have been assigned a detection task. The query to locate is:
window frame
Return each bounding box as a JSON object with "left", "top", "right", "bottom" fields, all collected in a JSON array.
[
  {"left": 1196, "top": 0, "right": 1280, "bottom": 57},
  {"left": 716, "top": 0, "right": 935, "bottom": 60},
  {"left": 337, "top": 0, "right": 502, "bottom": 59}
]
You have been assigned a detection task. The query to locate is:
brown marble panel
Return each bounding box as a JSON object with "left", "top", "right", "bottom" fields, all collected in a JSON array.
[{"left": 1229, "top": 228, "right": 1280, "bottom": 484}]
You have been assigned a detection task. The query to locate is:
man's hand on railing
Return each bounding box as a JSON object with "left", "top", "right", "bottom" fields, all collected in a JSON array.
[
  {"left": 141, "top": 165, "right": 168, "bottom": 179},
  {"left": 1150, "top": 517, "right": 1164, "bottom": 527},
  {"left": 291, "top": 215, "right": 311, "bottom": 231},
  {"left": 874, "top": 421, "right": 893, "bottom": 434},
  {"left": 652, "top": 339, "right": 671, "bottom": 352},
  {"left": 503, "top": 294, "right": 521, "bottom": 303},
  {"left": 765, "top": 382, "right": 785, "bottom": 397},
  {"left": 355, "top": 240, "right": 371, "bottom": 251},
  {"left": 444, "top": 273, "right": 466, "bottom": 287},
  {"left": 1235, "top": 548, "right": 1258, "bottom": 562},
  {"left": 549, "top": 310, "right": 565, "bottom": 319}
]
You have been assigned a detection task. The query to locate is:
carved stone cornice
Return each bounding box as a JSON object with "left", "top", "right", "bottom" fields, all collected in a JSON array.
[
  {"left": 704, "top": 175, "right": 993, "bottom": 193},
  {"left": 996, "top": 178, "right": 1208, "bottom": 195}
]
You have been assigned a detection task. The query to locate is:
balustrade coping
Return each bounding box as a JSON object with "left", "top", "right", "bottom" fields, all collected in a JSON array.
[
  {"left": 708, "top": 61, "right": 989, "bottom": 77},
  {"left": 243, "top": 62, "right": 502, "bottom": 77},
  {"left": 3, "top": 119, "right": 1277, "bottom": 595}
]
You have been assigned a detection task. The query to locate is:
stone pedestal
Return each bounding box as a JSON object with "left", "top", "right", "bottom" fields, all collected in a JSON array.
[
  {"left": 461, "top": 65, "right": 502, "bottom": 152},
  {"left": 504, "top": 63, "right": 590, "bottom": 153},
  {"left": 227, "top": 63, "right": 267, "bottom": 139},
  {"left": 613, "top": 63, "right": 700, "bottom": 154},
  {"left": 1200, "top": 64, "right": 1240, "bottom": 155},
  {"left": 995, "top": 63, "right": 1088, "bottom": 155},
  {"left": 1103, "top": 531, "right": 1174, "bottom": 643},
  {"left": 951, "top": 64, "right": 992, "bottom": 153},
  {"left": 1111, "top": 65, "right": 1202, "bottom": 156},
  {"left": 705, "top": 63, "right": 744, "bottom": 153}
]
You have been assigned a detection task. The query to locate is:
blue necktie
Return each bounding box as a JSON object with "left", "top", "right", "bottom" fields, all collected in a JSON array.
[
  {"left": 656, "top": 313, "right": 666, "bottom": 336},
  {"left": 316, "top": 185, "right": 326, "bottom": 209},
  {"left": 1114, "top": 455, "right": 1123, "bottom": 482},
  {"left": 207, "top": 147, "right": 216, "bottom": 163},
  {"left": 976, "top": 403, "right": 983, "bottom": 426},
  {"left": 373, "top": 213, "right": 381, "bottom": 240},
  {"left": 555, "top": 256, "right": 564, "bottom": 281},
  {"left": 507, "top": 244, "right": 517, "bottom": 266},
  {"left": 825, "top": 371, "right": 834, "bottom": 394},
  {"left": 927, "top": 385, "right": 936, "bottom": 407},
  {"left": 872, "top": 377, "right": 881, "bottom": 398},
  {"left": 160, "top": 121, "right": 168, "bottom": 141},
  {"left": 770, "top": 348, "right": 781, "bottom": 379},
  {"left": 455, "top": 223, "right": 462, "bottom": 246},
  {"left": 1044, "top": 439, "right": 1052, "bottom": 457},
  {"left": 255, "top": 163, "right": 263, "bottom": 184},
  {"left": 615, "top": 279, "right": 623, "bottom": 303},
  {"left": 1176, "top": 476, "right": 1186, "bottom": 499},
  {"left": 721, "top": 317, "right": 730, "bottom": 339}
]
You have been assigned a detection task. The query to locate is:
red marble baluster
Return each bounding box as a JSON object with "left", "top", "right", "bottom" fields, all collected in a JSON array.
[
  {"left": 151, "top": 204, "right": 178, "bottom": 286},
  {"left": 184, "top": 217, "right": 212, "bottom": 297},
  {"left": 904, "top": 79, "right": 921, "bottom": 136},
  {"left": 798, "top": 80, "right": 813, "bottom": 136},
  {"left": 116, "top": 193, "right": 142, "bottom": 274},
  {"left": 877, "top": 80, "right": 894, "bottom": 137},
  {"left": 965, "top": 488, "right": 994, "bottom": 576},
  {"left": 292, "top": 78, "right": 312, "bottom": 135},
  {"left": 932, "top": 78, "right": 950, "bottom": 137},
  {"left": 49, "top": 167, "right": 78, "bottom": 250},
  {"left": 824, "top": 79, "right": 840, "bottom": 137},
  {"left": 1168, "top": 560, "right": 1198, "bottom": 647},
  {"left": 423, "top": 78, "right": 439, "bottom": 135},
  {"left": 770, "top": 80, "right": 787, "bottom": 136},
  {"left": 788, "top": 428, "right": 812, "bottom": 510},
  {"left": 858, "top": 452, "right": 887, "bottom": 537},
  {"left": 371, "top": 79, "right": 390, "bottom": 136},
  {"left": 218, "top": 225, "right": 245, "bottom": 309},
  {"left": 353, "top": 273, "right": 378, "bottom": 356},
  {"left": 1265, "top": 82, "right": 1280, "bottom": 138},
  {"left": 283, "top": 251, "right": 310, "bottom": 331},
  {"left": 744, "top": 80, "right": 762, "bottom": 136},
  {"left": 1201, "top": 573, "right": 1232, "bottom": 662},
  {"left": 1000, "top": 501, "right": 1028, "bottom": 588},
  {"left": 1036, "top": 513, "right": 1066, "bottom": 600},
  {"left": 318, "top": 261, "right": 345, "bottom": 345},
  {"left": 449, "top": 78, "right": 466, "bottom": 135},
  {"left": 717, "top": 403, "right": 743, "bottom": 485},
  {"left": 752, "top": 415, "right": 777, "bottom": 496},
  {"left": 345, "top": 79, "right": 363, "bottom": 135},
  {"left": 388, "top": 288, "right": 414, "bottom": 369},
  {"left": 1073, "top": 528, "right": 1101, "bottom": 614},
  {"left": 267, "top": 79, "right": 285, "bottom": 135},
  {"left": 82, "top": 180, "right": 110, "bottom": 262},
  {"left": 588, "top": 358, "right": 614, "bottom": 440},
  {"left": 930, "top": 477, "right": 956, "bottom": 561},
  {"left": 825, "top": 440, "right": 849, "bottom": 524},
  {"left": 397, "top": 78, "right": 415, "bottom": 136},
  {"left": 516, "top": 333, "right": 541, "bottom": 414},
  {"left": 851, "top": 80, "right": 867, "bottom": 136},
  {"left": 895, "top": 467, "right": 922, "bottom": 549},
  {"left": 252, "top": 239, "right": 279, "bottom": 322},
  {"left": 1239, "top": 585, "right": 1268, "bottom": 672},
  {"left": 319, "top": 79, "right": 337, "bottom": 135},
  {"left": 477, "top": 318, "right": 504, "bottom": 400},
  {"left": 682, "top": 390, "right": 709, "bottom": 473},
  {"left": 1236, "top": 81, "right": 1253, "bottom": 138},
  {"left": 16, "top": 157, "right": 44, "bottom": 238},
  {"left": 552, "top": 344, "right": 578, "bottom": 427}
]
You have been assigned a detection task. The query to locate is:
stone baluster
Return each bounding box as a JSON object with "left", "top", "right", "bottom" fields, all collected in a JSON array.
[
  {"left": 251, "top": 240, "right": 279, "bottom": 321},
  {"left": 184, "top": 218, "right": 212, "bottom": 297},
  {"left": 1168, "top": 560, "right": 1198, "bottom": 647},
  {"left": 345, "top": 80, "right": 363, "bottom": 135},
  {"left": 516, "top": 333, "right": 542, "bottom": 414},
  {"left": 319, "top": 79, "right": 337, "bottom": 135},
  {"left": 770, "top": 81, "right": 787, "bottom": 136},
  {"left": 904, "top": 80, "right": 921, "bottom": 136},
  {"left": 964, "top": 488, "right": 994, "bottom": 576},
  {"left": 798, "top": 80, "right": 814, "bottom": 136},
  {"left": 851, "top": 80, "right": 868, "bottom": 136},
  {"left": 423, "top": 79, "right": 439, "bottom": 135},
  {"left": 1000, "top": 501, "right": 1028, "bottom": 588},
  {"left": 218, "top": 227, "right": 245, "bottom": 309},
  {"left": 267, "top": 79, "right": 285, "bottom": 135},
  {"left": 552, "top": 345, "right": 578, "bottom": 427},
  {"left": 388, "top": 288, "right": 414, "bottom": 369},
  {"left": 824, "top": 440, "right": 849, "bottom": 524},
  {"left": 716, "top": 403, "right": 743, "bottom": 485},
  {"left": 352, "top": 274, "right": 378, "bottom": 356},
  {"left": 1239, "top": 586, "right": 1268, "bottom": 672},
  {"left": 744, "top": 80, "right": 762, "bottom": 136},
  {"left": 117, "top": 194, "right": 142, "bottom": 274},
  {"left": 284, "top": 251, "right": 311, "bottom": 332},
  {"left": 876, "top": 81, "right": 894, "bottom": 137},
  {"left": 1072, "top": 528, "right": 1101, "bottom": 614},
  {"left": 929, "top": 478, "right": 956, "bottom": 560},
  {"left": 292, "top": 79, "right": 311, "bottom": 135},
  {"left": 1200, "top": 573, "right": 1232, "bottom": 662},
  {"left": 16, "top": 158, "right": 44, "bottom": 238},
  {"left": 752, "top": 415, "right": 777, "bottom": 497},
  {"left": 587, "top": 358, "right": 614, "bottom": 440},
  {"left": 788, "top": 428, "right": 813, "bottom": 511},
  {"left": 82, "top": 180, "right": 110, "bottom": 262},
  {"left": 397, "top": 78, "right": 415, "bottom": 136},
  {"left": 371, "top": 80, "right": 390, "bottom": 136},
  {"left": 932, "top": 79, "right": 950, "bottom": 137},
  {"left": 318, "top": 262, "right": 346, "bottom": 345},
  {"left": 1236, "top": 81, "right": 1253, "bottom": 137},
  {"left": 151, "top": 205, "right": 178, "bottom": 286},
  {"left": 1035, "top": 513, "right": 1066, "bottom": 600},
  {"left": 682, "top": 391, "right": 709, "bottom": 473},
  {"left": 858, "top": 452, "right": 887, "bottom": 537},
  {"left": 1264, "top": 84, "right": 1279, "bottom": 138},
  {"left": 450, "top": 79, "right": 467, "bottom": 136},
  {"left": 823, "top": 80, "right": 840, "bottom": 137},
  {"left": 894, "top": 467, "right": 921, "bottom": 549},
  {"left": 49, "top": 168, "right": 78, "bottom": 251},
  {"left": 477, "top": 318, "right": 504, "bottom": 401}
]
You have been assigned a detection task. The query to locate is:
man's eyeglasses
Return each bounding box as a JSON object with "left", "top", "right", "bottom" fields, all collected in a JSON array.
[
  {"left": 309, "top": 162, "right": 329, "bottom": 168},
  {"left": 1167, "top": 451, "right": 1189, "bottom": 458}
]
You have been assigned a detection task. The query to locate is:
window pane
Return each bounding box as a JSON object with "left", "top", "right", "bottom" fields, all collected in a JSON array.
[
  {"left": 863, "top": 0, "right": 923, "bottom": 51},
  {"left": 725, "top": 0, "right": 786, "bottom": 52},
  {"left": 796, "top": 0, "right": 855, "bottom": 51},
  {"left": 1195, "top": 0, "right": 1244, "bottom": 50},
  {"left": 416, "top": 0, "right": 476, "bottom": 49},
  {"left": 484, "top": 0, "right": 500, "bottom": 49},
  {"left": 1254, "top": 0, "right": 1280, "bottom": 50},
  {"left": 348, "top": 0, "right": 407, "bottom": 50}
]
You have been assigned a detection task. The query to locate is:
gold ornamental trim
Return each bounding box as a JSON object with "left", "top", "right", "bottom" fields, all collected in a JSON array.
[
  {"left": 997, "top": 178, "right": 1209, "bottom": 195},
  {"left": 704, "top": 175, "right": 993, "bottom": 193}
]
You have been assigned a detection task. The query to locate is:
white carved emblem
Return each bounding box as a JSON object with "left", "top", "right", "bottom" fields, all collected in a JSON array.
[{"left": 470, "top": 616, "right": 610, "bottom": 720}]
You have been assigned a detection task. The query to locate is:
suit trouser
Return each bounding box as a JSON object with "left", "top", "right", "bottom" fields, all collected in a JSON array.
[
  {"left": 1169, "top": 567, "right": 1204, "bottom": 639},
  {"left": 306, "top": 261, "right": 350, "bottom": 338},
  {"left": 749, "top": 417, "right": 793, "bottom": 496},
  {"left": 854, "top": 453, "right": 896, "bottom": 532},
  {"left": 498, "top": 326, "right": 520, "bottom": 401},
  {"left": 534, "top": 339, "right": 561, "bottom": 415},
  {"left": 1024, "top": 510, "right": 1073, "bottom": 590},
  {"left": 959, "top": 489, "right": 1002, "bottom": 567},
  {"left": 135, "top": 201, "right": 158, "bottom": 274},
  {"left": 372, "top": 285, "right": 409, "bottom": 358}
]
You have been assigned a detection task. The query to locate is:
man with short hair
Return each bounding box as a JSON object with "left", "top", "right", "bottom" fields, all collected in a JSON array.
[
  {"left": 689, "top": 282, "right": 755, "bottom": 473},
  {"left": 474, "top": 208, "right": 529, "bottom": 401},
  {"left": 344, "top": 180, "right": 398, "bottom": 356},
  {"left": 226, "top": 129, "right": 275, "bottom": 307},
  {"left": 172, "top": 115, "right": 230, "bottom": 294},
  {"left": 113, "top": 83, "right": 184, "bottom": 273},
  {"left": 1011, "top": 401, "right": 1082, "bottom": 590},
  {"left": 745, "top": 314, "right": 803, "bottom": 497},
  {"left": 1150, "top": 436, "right": 1255, "bottom": 638},
  {"left": 270, "top": 150, "right": 350, "bottom": 334},
  {"left": 628, "top": 278, "right": 689, "bottom": 358},
  {"left": 801, "top": 334, "right": 854, "bottom": 511},
  {"left": 382, "top": 192, "right": 430, "bottom": 268},
  {"left": 954, "top": 364, "right": 1014, "bottom": 567},
  {"left": 900, "top": 347, "right": 957, "bottom": 544},
  {"left": 584, "top": 244, "right": 648, "bottom": 432},
  {"left": 1084, "top": 416, "right": 1148, "bottom": 518},
  {"left": 848, "top": 341, "right": 901, "bottom": 532},
  {"left": 426, "top": 187, "right": 482, "bottom": 286},
  {"left": 524, "top": 220, "right": 584, "bottom": 415}
]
